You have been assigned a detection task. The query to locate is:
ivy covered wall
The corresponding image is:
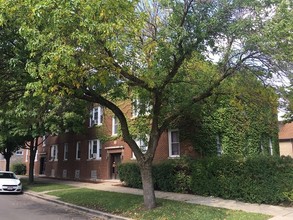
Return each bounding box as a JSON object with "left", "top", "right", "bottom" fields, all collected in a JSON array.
[{"left": 179, "top": 74, "right": 279, "bottom": 157}]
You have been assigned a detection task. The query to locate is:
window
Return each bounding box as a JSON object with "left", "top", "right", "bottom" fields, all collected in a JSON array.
[
  {"left": 0, "top": 172, "right": 16, "bottom": 179},
  {"left": 35, "top": 150, "right": 38, "bottom": 162},
  {"left": 216, "top": 134, "right": 222, "bottom": 156},
  {"left": 25, "top": 150, "right": 29, "bottom": 162},
  {"left": 90, "top": 106, "right": 103, "bottom": 126},
  {"left": 16, "top": 150, "right": 23, "bottom": 155},
  {"left": 136, "top": 139, "right": 148, "bottom": 154},
  {"left": 88, "top": 139, "right": 101, "bottom": 160},
  {"left": 76, "top": 142, "right": 81, "bottom": 160},
  {"left": 132, "top": 137, "right": 149, "bottom": 159},
  {"left": 168, "top": 129, "right": 180, "bottom": 157},
  {"left": 42, "top": 135, "right": 46, "bottom": 147},
  {"left": 64, "top": 143, "right": 68, "bottom": 160},
  {"left": 269, "top": 138, "right": 273, "bottom": 155},
  {"left": 50, "top": 145, "right": 58, "bottom": 161},
  {"left": 131, "top": 98, "right": 151, "bottom": 118},
  {"left": 112, "top": 116, "right": 119, "bottom": 136},
  {"left": 132, "top": 99, "right": 140, "bottom": 118}
]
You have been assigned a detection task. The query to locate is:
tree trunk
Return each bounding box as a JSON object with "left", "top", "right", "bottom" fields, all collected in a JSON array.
[
  {"left": 3, "top": 150, "right": 12, "bottom": 171},
  {"left": 28, "top": 139, "right": 36, "bottom": 184},
  {"left": 29, "top": 149, "right": 35, "bottom": 184},
  {"left": 5, "top": 156, "right": 10, "bottom": 171},
  {"left": 139, "top": 161, "right": 156, "bottom": 209}
]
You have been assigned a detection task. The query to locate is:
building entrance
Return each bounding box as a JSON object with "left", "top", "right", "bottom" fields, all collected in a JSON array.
[
  {"left": 110, "top": 153, "right": 121, "bottom": 179},
  {"left": 39, "top": 157, "right": 46, "bottom": 175}
]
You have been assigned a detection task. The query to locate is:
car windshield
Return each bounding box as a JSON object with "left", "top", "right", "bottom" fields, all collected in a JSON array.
[{"left": 0, "top": 172, "right": 16, "bottom": 179}]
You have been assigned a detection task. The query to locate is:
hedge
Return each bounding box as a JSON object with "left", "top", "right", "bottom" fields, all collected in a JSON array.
[
  {"left": 153, "top": 158, "right": 192, "bottom": 193},
  {"left": 118, "top": 156, "right": 293, "bottom": 205},
  {"left": 191, "top": 155, "right": 293, "bottom": 204},
  {"left": 118, "top": 162, "right": 142, "bottom": 188},
  {"left": 12, "top": 163, "right": 27, "bottom": 175},
  {"left": 118, "top": 159, "right": 191, "bottom": 193}
]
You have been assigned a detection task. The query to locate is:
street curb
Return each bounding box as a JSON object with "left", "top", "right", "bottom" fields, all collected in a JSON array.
[{"left": 24, "top": 191, "right": 132, "bottom": 220}]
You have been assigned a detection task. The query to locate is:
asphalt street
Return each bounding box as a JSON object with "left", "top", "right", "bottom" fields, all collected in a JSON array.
[{"left": 0, "top": 193, "right": 100, "bottom": 220}]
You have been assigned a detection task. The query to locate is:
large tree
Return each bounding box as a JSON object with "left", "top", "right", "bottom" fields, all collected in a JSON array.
[
  {"left": 0, "top": 119, "right": 28, "bottom": 171},
  {"left": 0, "top": 4, "right": 89, "bottom": 183},
  {"left": 15, "top": 95, "right": 88, "bottom": 183},
  {"left": 1, "top": 0, "right": 292, "bottom": 209},
  {"left": 260, "top": 0, "right": 293, "bottom": 122}
]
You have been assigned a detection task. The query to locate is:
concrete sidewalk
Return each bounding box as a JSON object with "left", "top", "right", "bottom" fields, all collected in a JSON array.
[{"left": 24, "top": 177, "right": 293, "bottom": 220}]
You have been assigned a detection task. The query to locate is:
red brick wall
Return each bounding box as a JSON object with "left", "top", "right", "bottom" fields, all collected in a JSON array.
[
  {"left": 42, "top": 132, "right": 198, "bottom": 181},
  {"left": 28, "top": 103, "right": 198, "bottom": 181}
]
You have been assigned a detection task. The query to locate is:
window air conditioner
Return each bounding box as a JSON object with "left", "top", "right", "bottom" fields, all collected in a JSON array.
[{"left": 91, "top": 119, "right": 98, "bottom": 126}]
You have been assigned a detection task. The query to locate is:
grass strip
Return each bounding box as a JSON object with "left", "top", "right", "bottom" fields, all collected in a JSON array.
[
  {"left": 47, "top": 188, "right": 271, "bottom": 220},
  {"left": 22, "top": 178, "right": 75, "bottom": 192}
]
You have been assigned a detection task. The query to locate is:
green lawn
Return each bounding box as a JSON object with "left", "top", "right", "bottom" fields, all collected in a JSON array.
[
  {"left": 22, "top": 180, "right": 270, "bottom": 220},
  {"left": 47, "top": 188, "right": 270, "bottom": 220},
  {"left": 21, "top": 178, "right": 75, "bottom": 192}
]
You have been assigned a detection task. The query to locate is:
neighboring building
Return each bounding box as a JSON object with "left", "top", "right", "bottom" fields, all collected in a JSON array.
[
  {"left": 0, "top": 149, "right": 25, "bottom": 171},
  {"left": 279, "top": 122, "right": 293, "bottom": 157},
  {"left": 24, "top": 103, "right": 198, "bottom": 181},
  {"left": 0, "top": 154, "right": 5, "bottom": 171},
  {"left": 23, "top": 141, "right": 46, "bottom": 176}
]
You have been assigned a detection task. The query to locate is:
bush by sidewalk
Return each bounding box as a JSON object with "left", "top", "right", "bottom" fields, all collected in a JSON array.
[
  {"left": 119, "top": 155, "right": 293, "bottom": 205},
  {"left": 119, "top": 158, "right": 192, "bottom": 193},
  {"left": 12, "top": 162, "right": 26, "bottom": 175},
  {"left": 191, "top": 155, "right": 293, "bottom": 204}
]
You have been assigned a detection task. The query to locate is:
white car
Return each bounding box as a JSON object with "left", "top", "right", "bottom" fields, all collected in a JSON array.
[{"left": 0, "top": 171, "right": 23, "bottom": 193}]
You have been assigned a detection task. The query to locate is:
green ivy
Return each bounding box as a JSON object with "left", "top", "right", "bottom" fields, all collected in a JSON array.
[{"left": 179, "top": 74, "right": 279, "bottom": 157}]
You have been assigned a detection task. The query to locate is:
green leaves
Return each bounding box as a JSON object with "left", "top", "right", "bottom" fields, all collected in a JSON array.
[
  {"left": 188, "top": 73, "right": 279, "bottom": 157},
  {"left": 191, "top": 155, "right": 293, "bottom": 204}
]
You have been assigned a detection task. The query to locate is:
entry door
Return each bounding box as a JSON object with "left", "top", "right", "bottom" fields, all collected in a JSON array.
[
  {"left": 110, "top": 153, "right": 121, "bottom": 179},
  {"left": 39, "top": 157, "right": 46, "bottom": 175}
]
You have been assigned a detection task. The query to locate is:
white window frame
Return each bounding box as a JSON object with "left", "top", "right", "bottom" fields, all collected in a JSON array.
[
  {"left": 42, "top": 135, "right": 46, "bottom": 147},
  {"left": 76, "top": 142, "right": 81, "bottom": 160},
  {"left": 64, "top": 143, "right": 68, "bottom": 161},
  {"left": 132, "top": 99, "right": 140, "bottom": 118},
  {"left": 132, "top": 137, "right": 149, "bottom": 159},
  {"left": 216, "top": 134, "right": 222, "bottom": 156},
  {"left": 15, "top": 150, "right": 23, "bottom": 155},
  {"left": 34, "top": 150, "right": 38, "bottom": 162},
  {"left": 88, "top": 139, "right": 101, "bottom": 160},
  {"left": 112, "top": 116, "right": 119, "bottom": 136},
  {"left": 131, "top": 99, "right": 151, "bottom": 118},
  {"left": 90, "top": 106, "right": 103, "bottom": 127},
  {"left": 168, "top": 129, "right": 180, "bottom": 158},
  {"left": 50, "top": 145, "right": 58, "bottom": 161},
  {"left": 25, "top": 149, "right": 29, "bottom": 162},
  {"left": 269, "top": 138, "right": 273, "bottom": 155}
]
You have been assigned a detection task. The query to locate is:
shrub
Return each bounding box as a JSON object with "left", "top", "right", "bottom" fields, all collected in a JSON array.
[
  {"left": 153, "top": 162, "right": 177, "bottom": 192},
  {"left": 153, "top": 158, "right": 192, "bottom": 193},
  {"left": 191, "top": 155, "right": 293, "bottom": 204},
  {"left": 12, "top": 163, "right": 26, "bottom": 175},
  {"left": 119, "top": 158, "right": 192, "bottom": 193},
  {"left": 119, "top": 156, "right": 293, "bottom": 205},
  {"left": 118, "top": 162, "right": 142, "bottom": 188}
]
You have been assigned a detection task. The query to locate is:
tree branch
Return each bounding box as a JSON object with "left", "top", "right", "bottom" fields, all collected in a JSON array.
[
  {"left": 103, "top": 46, "right": 154, "bottom": 92},
  {"left": 70, "top": 87, "right": 144, "bottom": 160}
]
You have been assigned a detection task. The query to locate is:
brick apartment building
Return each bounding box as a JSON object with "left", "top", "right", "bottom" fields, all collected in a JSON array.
[
  {"left": 24, "top": 102, "right": 197, "bottom": 181},
  {"left": 0, "top": 149, "right": 25, "bottom": 171},
  {"left": 279, "top": 122, "right": 293, "bottom": 157}
]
